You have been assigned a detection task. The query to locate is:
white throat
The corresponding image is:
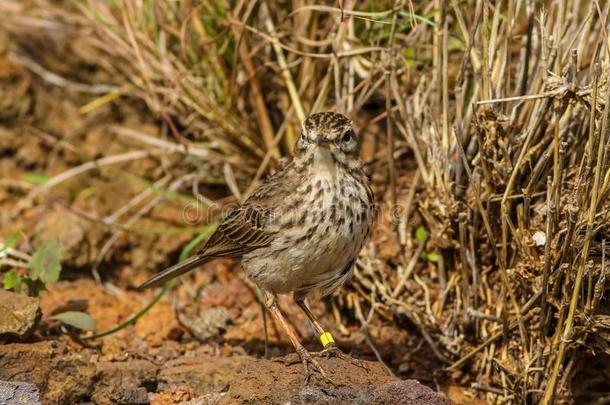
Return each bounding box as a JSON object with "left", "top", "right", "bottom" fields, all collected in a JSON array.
[{"left": 311, "top": 147, "right": 337, "bottom": 180}]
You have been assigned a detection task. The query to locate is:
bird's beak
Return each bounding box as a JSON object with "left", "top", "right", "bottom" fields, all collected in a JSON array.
[{"left": 315, "top": 135, "right": 331, "bottom": 147}]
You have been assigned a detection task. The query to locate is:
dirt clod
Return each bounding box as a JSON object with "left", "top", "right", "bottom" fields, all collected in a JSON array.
[
  {"left": 91, "top": 360, "right": 158, "bottom": 405},
  {"left": 0, "top": 290, "right": 40, "bottom": 341},
  {"left": 32, "top": 209, "right": 100, "bottom": 268},
  {"left": 293, "top": 379, "right": 452, "bottom": 405},
  {"left": 372, "top": 380, "right": 453, "bottom": 405},
  {"left": 178, "top": 307, "right": 232, "bottom": 341}
]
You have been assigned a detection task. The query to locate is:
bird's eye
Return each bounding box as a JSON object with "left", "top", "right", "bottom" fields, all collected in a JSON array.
[{"left": 342, "top": 131, "right": 354, "bottom": 143}]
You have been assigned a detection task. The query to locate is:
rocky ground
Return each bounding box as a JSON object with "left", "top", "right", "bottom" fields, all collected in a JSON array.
[
  {"left": 0, "top": 339, "right": 450, "bottom": 404},
  {"left": 0, "top": 267, "right": 458, "bottom": 404},
  {"left": 0, "top": 277, "right": 453, "bottom": 404}
]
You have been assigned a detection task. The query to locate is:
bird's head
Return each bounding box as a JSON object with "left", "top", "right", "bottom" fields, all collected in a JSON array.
[{"left": 295, "top": 112, "right": 360, "bottom": 167}]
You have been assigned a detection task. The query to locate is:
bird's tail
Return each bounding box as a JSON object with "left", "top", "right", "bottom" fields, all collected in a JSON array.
[{"left": 137, "top": 254, "right": 211, "bottom": 290}]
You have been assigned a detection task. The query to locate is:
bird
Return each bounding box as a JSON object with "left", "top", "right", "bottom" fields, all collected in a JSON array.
[{"left": 138, "top": 112, "right": 376, "bottom": 381}]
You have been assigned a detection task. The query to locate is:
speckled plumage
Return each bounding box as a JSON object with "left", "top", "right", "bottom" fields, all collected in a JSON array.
[
  {"left": 242, "top": 139, "right": 374, "bottom": 299},
  {"left": 139, "top": 112, "right": 375, "bottom": 380},
  {"left": 140, "top": 112, "right": 375, "bottom": 298}
]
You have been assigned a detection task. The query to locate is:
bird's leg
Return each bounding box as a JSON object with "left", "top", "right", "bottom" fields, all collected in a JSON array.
[
  {"left": 295, "top": 297, "right": 367, "bottom": 370},
  {"left": 263, "top": 292, "right": 333, "bottom": 384},
  {"left": 295, "top": 297, "right": 331, "bottom": 343},
  {"left": 260, "top": 299, "right": 270, "bottom": 359}
]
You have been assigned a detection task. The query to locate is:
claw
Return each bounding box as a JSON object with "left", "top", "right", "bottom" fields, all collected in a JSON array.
[
  {"left": 275, "top": 349, "right": 336, "bottom": 386},
  {"left": 296, "top": 347, "right": 336, "bottom": 386},
  {"left": 313, "top": 344, "right": 369, "bottom": 371}
]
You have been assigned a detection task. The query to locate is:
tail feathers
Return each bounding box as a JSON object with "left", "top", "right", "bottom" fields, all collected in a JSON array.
[{"left": 137, "top": 254, "right": 210, "bottom": 290}]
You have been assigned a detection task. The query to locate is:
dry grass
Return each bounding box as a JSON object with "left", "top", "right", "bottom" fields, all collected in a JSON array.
[{"left": 3, "top": 0, "right": 610, "bottom": 402}]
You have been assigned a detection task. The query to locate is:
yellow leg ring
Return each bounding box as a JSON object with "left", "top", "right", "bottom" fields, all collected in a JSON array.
[{"left": 320, "top": 332, "right": 335, "bottom": 348}]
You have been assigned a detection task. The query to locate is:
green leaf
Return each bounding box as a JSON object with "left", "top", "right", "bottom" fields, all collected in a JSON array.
[
  {"left": 415, "top": 227, "right": 428, "bottom": 242},
  {"left": 426, "top": 252, "right": 441, "bottom": 263},
  {"left": 149, "top": 186, "right": 197, "bottom": 203},
  {"left": 28, "top": 240, "right": 62, "bottom": 284},
  {"left": 398, "top": 12, "right": 437, "bottom": 27},
  {"left": 1, "top": 232, "right": 20, "bottom": 253},
  {"left": 21, "top": 174, "right": 51, "bottom": 185},
  {"left": 51, "top": 311, "right": 96, "bottom": 332},
  {"left": 3, "top": 270, "right": 22, "bottom": 290},
  {"left": 76, "top": 186, "right": 96, "bottom": 199}
]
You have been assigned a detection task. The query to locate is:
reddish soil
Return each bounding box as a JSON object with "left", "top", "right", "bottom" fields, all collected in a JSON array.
[{"left": 0, "top": 273, "right": 454, "bottom": 404}]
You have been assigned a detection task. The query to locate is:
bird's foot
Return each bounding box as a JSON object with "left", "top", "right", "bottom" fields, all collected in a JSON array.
[
  {"left": 312, "top": 344, "right": 369, "bottom": 370},
  {"left": 275, "top": 349, "right": 336, "bottom": 386}
]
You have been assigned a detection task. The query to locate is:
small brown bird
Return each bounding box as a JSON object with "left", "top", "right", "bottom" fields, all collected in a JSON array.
[{"left": 139, "top": 112, "right": 375, "bottom": 380}]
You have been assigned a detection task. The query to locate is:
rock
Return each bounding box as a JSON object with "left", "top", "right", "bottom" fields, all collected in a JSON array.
[
  {"left": 44, "top": 356, "right": 96, "bottom": 404},
  {"left": 0, "top": 341, "right": 450, "bottom": 404},
  {"left": 158, "top": 349, "right": 394, "bottom": 403},
  {"left": 32, "top": 210, "right": 85, "bottom": 266},
  {"left": 179, "top": 393, "right": 226, "bottom": 405},
  {"left": 149, "top": 385, "right": 197, "bottom": 404},
  {"left": 297, "top": 386, "right": 372, "bottom": 404},
  {"left": 294, "top": 379, "right": 453, "bottom": 405},
  {"left": 0, "top": 342, "right": 58, "bottom": 389},
  {"left": 91, "top": 360, "right": 158, "bottom": 405},
  {"left": 371, "top": 380, "right": 452, "bottom": 405},
  {"left": 0, "top": 290, "right": 40, "bottom": 341},
  {"left": 32, "top": 210, "right": 98, "bottom": 268},
  {"left": 0, "top": 381, "right": 41, "bottom": 405},
  {"left": 0, "top": 341, "right": 96, "bottom": 404},
  {"left": 177, "top": 307, "right": 231, "bottom": 341}
]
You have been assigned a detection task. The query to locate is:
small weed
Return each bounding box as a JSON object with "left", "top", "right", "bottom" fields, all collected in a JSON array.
[
  {"left": 414, "top": 227, "right": 440, "bottom": 263},
  {"left": 2, "top": 239, "right": 61, "bottom": 296},
  {"left": 2, "top": 237, "right": 95, "bottom": 332}
]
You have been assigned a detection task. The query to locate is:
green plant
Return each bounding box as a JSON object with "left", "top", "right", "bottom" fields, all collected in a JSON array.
[
  {"left": 81, "top": 223, "right": 215, "bottom": 340},
  {"left": 2, "top": 239, "right": 62, "bottom": 296},
  {"left": 2, "top": 237, "right": 96, "bottom": 333},
  {"left": 414, "top": 227, "right": 439, "bottom": 262}
]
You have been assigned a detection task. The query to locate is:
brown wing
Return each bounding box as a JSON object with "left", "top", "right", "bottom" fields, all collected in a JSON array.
[
  {"left": 203, "top": 161, "right": 301, "bottom": 256},
  {"left": 198, "top": 203, "right": 274, "bottom": 257},
  {"left": 138, "top": 166, "right": 294, "bottom": 290}
]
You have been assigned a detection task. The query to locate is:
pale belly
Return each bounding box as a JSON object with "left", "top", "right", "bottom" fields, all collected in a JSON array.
[{"left": 241, "top": 170, "right": 373, "bottom": 298}]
